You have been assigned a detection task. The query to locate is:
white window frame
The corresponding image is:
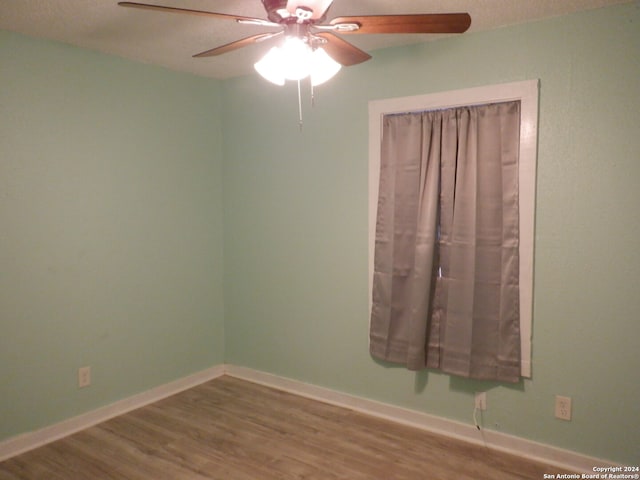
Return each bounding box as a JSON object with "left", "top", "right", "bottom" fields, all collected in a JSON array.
[{"left": 368, "top": 80, "right": 539, "bottom": 378}]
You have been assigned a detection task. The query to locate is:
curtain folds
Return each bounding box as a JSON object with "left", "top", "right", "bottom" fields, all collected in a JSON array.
[{"left": 369, "top": 101, "right": 521, "bottom": 383}]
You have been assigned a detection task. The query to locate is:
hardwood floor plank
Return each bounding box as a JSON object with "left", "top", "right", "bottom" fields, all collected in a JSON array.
[{"left": 0, "top": 375, "right": 574, "bottom": 479}]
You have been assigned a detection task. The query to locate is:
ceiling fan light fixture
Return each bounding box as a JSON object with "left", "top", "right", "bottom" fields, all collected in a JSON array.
[
  {"left": 280, "top": 36, "right": 314, "bottom": 80},
  {"left": 254, "top": 46, "right": 285, "bottom": 85},
  {"left": 254, "top": 37, "right": 341, "bottom": 86},
  {"left": 310, "top": 47, "right": 342, "bottom": 86},
  {"left": 254, "top": 36, "right": 312, "bottom": 84}
]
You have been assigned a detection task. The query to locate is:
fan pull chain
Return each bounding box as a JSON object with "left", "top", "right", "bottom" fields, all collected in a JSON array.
[{"left": 297, "top": 79, "right": 303, "bottom": 131}]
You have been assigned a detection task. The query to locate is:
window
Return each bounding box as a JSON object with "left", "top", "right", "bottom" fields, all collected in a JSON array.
[{"left": 368, "top": 80, "right": 539, "bottom": 377}]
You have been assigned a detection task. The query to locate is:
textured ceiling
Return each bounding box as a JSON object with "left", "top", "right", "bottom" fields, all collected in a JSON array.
[{"left": 0, "top": 0, "right": 632, "bottom": 79}]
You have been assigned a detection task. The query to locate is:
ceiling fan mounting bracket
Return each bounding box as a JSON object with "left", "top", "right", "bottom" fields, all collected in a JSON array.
[{"left": 332, "top": 22, "right": 360, "bottom": 33}]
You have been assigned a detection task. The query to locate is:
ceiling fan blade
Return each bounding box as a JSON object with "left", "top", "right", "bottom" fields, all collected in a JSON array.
[
  {"left": 315, "top": 32, "right": 371, "bottom": 66},
  {"left": 193, "top": 32, "right": 282, "bottom": 58},
  {"left": 118, "top": 2, "right": 267, "bottom": 24},
  {"left": 329, "top": 13, "right": 471, "bottom": 35}
]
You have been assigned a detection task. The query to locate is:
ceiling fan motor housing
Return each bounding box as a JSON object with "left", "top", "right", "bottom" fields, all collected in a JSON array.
[
  {"left": 261, "top": 0, "right": 329, "bottom": 24},
  {"left": 262, "top": 0, "right": 289, "bottom": 23}
]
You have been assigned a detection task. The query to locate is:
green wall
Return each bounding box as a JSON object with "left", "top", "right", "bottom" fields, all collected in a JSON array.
[
  {"left": 0, "top": 31, "right": 225, "bottom": 440},
  {"left": 222, "top": 3, "right": 640, "bottom": 465}
]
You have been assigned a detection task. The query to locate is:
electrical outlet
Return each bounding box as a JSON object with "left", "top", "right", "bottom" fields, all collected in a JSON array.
[
  {"left": 78, "top": 366, "right": 91, "bottom": 388},
  {"left": 475, "top": 392, "right": 487, "bottom": 411},
  {"left": 555, "top": 395, "right": 572, "bottom": 421}
]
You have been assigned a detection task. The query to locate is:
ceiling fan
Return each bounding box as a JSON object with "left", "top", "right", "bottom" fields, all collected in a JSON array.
[{"left": 118, "top": 0, "right": 471, "bottom": 84}]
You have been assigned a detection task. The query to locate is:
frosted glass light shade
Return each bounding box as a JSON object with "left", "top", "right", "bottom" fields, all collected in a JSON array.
[
  {"left": 254, "top": 47, "right": 285, "bottom": 85},
  {"left": 280, "top": 37, "right": 313, "bottom": 80},
  {"left": 310, "top": 48, "right": 341, "bottom": 86},
  {"left": 254, "top": 39, "right": 342, "bottom": 86}
]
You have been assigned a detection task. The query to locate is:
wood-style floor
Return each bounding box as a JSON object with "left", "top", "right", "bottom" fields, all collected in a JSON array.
[{"left": 0, "top": 376, "right": 571, "bottom": 479}]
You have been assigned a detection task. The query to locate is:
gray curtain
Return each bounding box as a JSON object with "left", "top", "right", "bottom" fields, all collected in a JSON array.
[{"left": 369, "top": 101, "right": 521, "bottom": 383}]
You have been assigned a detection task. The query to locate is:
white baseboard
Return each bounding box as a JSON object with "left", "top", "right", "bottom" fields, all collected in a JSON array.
[
  {"left": 1, "top": 363, "right": 620, "bottom": 473},
  {"left": 225, "top": 365, "right": 620, "bottom": 474},
  {"left": 0, "top": 364, "right": 225, "bottom": 462}
]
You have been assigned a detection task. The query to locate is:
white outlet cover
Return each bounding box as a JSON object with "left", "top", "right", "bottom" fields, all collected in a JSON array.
[
  {"left": 78, "top": 366, "right": 91, "bottom": 388},
  {"left": 555, "top": 395, "right": 572, "bottom": 421}
]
